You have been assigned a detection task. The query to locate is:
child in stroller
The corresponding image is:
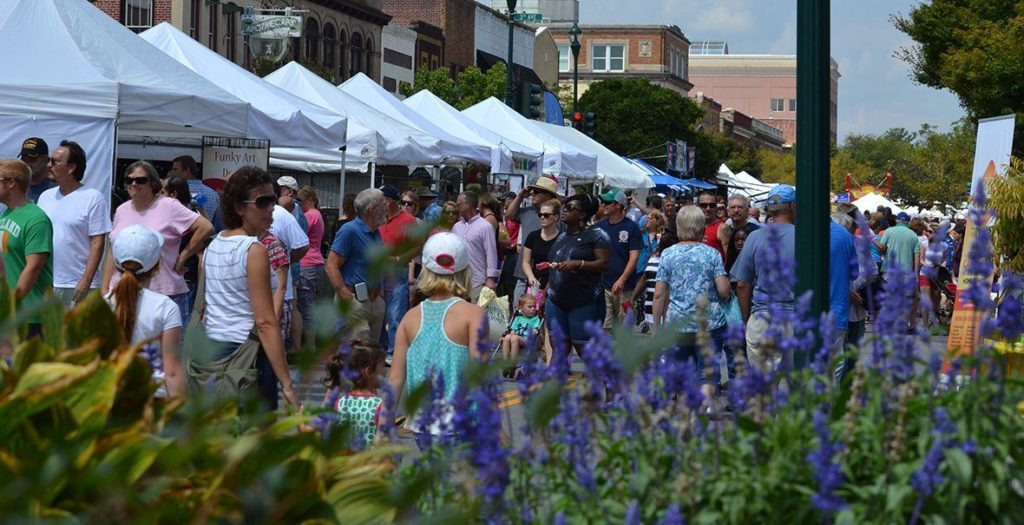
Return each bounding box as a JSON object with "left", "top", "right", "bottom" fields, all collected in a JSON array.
[{"left": 500, "top": 294, "right": 542, "bottom": 378}]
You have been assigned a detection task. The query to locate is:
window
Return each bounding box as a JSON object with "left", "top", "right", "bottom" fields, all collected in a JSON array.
[
  {"left": 337, "top": 30, "right": 347, "bottom": 81},
  {"left": 771, "top": 98, "right": 785, "bottom": 112},
  {"left": 123, "top": 0, "right": 153, "bottom": 32},
  {"left": 365, "top": 37, "right": 374, "bottom": 79},
  {"left": 557, "top": 44, "right": 570, "bottom": 72},
  {"left": 349, "top": 32, "right": 363, "bottom": 77},
  {"left": 591, "top": 44, "right": 624, "bottom": 72},
  {"left": 207, "top": 4, "right": 218, "bottom": 52},
  {"left": 323, "top": 23, "right": 337, "bottom": 70},
  {"left": 225, "top": 13, "right": 236, "bottom": 62},
  {"left": 189, "top": 0, "right": 200, "bottom": 38},
  {"left": 304, "top": 18, "right": 320, "bottom": 61},
  {"left": 789, "top": 98, "right": 797, "bottom": 112}
]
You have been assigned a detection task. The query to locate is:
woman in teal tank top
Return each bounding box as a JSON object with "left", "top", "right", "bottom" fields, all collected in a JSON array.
[{"left": 388, "top": 233, "right": 486, "bottom": 439}]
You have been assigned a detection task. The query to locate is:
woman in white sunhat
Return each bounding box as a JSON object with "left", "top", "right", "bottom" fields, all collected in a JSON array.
[
  {"left": 105, "top": 225, "right": 185, "bottom": 398},
  {"left": 388, "top": 232, "right": 486, "bottom": 447}
]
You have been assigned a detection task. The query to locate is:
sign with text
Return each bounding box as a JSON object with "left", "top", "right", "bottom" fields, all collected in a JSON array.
[{"left": 202, "top": 137, "right": 270, "bottom": 180}]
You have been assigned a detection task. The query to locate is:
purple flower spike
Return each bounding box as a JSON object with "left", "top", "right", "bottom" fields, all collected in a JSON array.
[
  {"left": 807, "top": 409, "right": 846, "bottom": 518},
  {"left": 658, "top": 504, "right": 685, "bottom": 525}
]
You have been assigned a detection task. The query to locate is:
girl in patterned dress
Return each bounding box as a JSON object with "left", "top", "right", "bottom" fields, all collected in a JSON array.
[{"left": 323, "top": 339, "right": 387, "bottom": 446}]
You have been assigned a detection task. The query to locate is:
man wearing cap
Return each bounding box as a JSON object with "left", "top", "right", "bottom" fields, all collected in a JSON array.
[
  {"left": 37, "top": 140, "right": 110, "bottom": 308},
  {"left": 0, "top": 159, "right": 53, "bottom": 340},
  {"left": 327, "top": 188, "right": 387, "bottom": 341},
  {"left": 731, "top": 184, "right": 797, "bottom": 372},
  {"left": 452, "top": 191, "right": 498, "bottom": 302},
  {"left": 172, "top": 155, "right": 222, "bottom": 230},
  {"left": 595, "top": 188, "right": 643, "bottom": 330},
  {"left": 377, "top": 184, "right": 419, "bottom": 353},
  {"left": 18, "top": 138, "right": 56, "bottom": 203},
  {"left": 506, "top": 176, "right": 561, "bottom": 305},
  {"left": 417, "top": 187, "right": 442, "bottom": 223},
  {"left": 875, "top": 211, "right": 920, "bottom": 277},
  {"left": 697, "top": 190, "right": 726, "bottom": 262}
]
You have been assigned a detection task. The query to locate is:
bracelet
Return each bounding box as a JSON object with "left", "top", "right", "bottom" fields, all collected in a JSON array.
[{"left": 578, "top": 260, "right": 584, "bottom": 271}]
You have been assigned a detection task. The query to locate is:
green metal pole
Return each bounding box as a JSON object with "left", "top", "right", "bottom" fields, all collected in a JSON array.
[
  {"left": 573, "top": 55, "right": 579, "bottom": 113},
  {"left": 795, "top": 0, "right": 831, "bottom": 368},
  {"left": 505, "top": 7, "right": 516, "bottom": 107}
]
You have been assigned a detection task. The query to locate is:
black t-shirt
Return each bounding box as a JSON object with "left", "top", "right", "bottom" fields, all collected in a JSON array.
[
  {"left": 546, "top": 227, "right": 611, "bottom": 309},
  {"left": 524, "top": 229, "right": 558, "bottom": 288},
  {"left": 725, "top": 221, "right": 760, "bottom": 272}
]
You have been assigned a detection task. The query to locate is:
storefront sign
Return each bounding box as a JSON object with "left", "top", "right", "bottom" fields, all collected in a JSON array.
[{"left": 202, "top": 137, "right": 270, "bottom": 180}]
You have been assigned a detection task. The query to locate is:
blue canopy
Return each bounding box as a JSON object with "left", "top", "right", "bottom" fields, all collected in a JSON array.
[{"left": 622, "top": 157, "right": 706, "bottom": 192}]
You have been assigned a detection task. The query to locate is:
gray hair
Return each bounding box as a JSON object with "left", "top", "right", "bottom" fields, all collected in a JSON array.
[
  {"left": 728, "top": 194, "right": 750, "bottom": 208},
  {"left": 354, "top": 188, "right": 384, "bottom": 218},
  {"left": 676, "top": 206, "right": 705, "bottom": 241},
  {"left": 831, "top": 211, "right": 854, "bottom": 229}
]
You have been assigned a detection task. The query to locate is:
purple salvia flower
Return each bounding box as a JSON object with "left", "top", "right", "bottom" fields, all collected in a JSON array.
[
  {"left": 961, "top": 440, "right": 978, "bottom": 455},
  {"left": 581, "top": 320, "right": 623, "bottom": 395},
  {"left": 932, "top": 407, "right": 956, "bottom": 436},
  {"left": 658, "top": 504, "right": 685, "bottom": 525},
  {"left": 413, "top": 371, "right": 447, "bottom": 451},
  {"left": 551, "top": 390, "right": 596, "bottom": 492},
  {"left": 807, "top": 409, "right": 846, "bottom": 518},
  {"left": 909, "top": 407, "right": 959, "bottom": 525},
  {"left": 624, "top": 499, "right": 641, "bottom": 525},
  {"left": 449, "top": 372, "right": 509, "bottom": 519},
  {"left": 680, "top": 359, "right": 705, "bottom": 411},
  {"left": 554, "top": 511, "right": 568, "bottom": 525},
  {"left": 992, "top": 270, "right": 1024, "bottom": 341},
  {"left": 378, "top": 381, "right": 398, "bottom": 442}
]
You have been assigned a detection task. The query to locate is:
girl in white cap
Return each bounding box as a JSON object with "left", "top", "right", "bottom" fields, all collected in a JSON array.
[{"left": 106, "top": 224, "right": 185, "bottom": 398}]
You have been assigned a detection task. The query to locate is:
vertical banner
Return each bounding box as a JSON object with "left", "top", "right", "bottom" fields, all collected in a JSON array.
[{"left": 946, "top": 114, "right": 1015, "bottom": 356}]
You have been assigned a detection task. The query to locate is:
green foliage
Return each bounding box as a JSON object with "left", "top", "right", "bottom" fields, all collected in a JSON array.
[
  {"left": 990, "top": 156, "right": 1024, "bottom": 270},
  {"left": 894, "top": 0, "right": 1024, "bottom": 155},
  {"left": 758, "top": 147, "right": 798, "bottom": 185},
  {"left": 576, "top": 78, "right": 723, "bottom": 178},
  {"left": 250, "top": 58, "right": 336, "bottom": 83},
  {"left": 402, "top": 64, "right": 509, "bottom": 110}
]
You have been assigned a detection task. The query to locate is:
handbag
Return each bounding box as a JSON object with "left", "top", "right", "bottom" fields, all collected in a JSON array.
[
  {"left": 725, "top": 292, "right": 743, "bottom": 326},
  {"left": 186, "top": 329, "right": 262, "bottom": 399}
]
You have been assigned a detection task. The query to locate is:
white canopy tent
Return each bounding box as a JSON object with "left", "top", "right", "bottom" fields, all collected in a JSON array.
[
  {"left": 853, "top": 192, "right": 904, "bottom": 215},
  {"left": 463, "top": 98, "right": 597, "bottom": 179},
  {"left": 534, "top": 122, "right": 653, "bottom": 189},
  {"left": 0, "top": 0, "right": 259, "bottom": 205},
  {"left": 403, "top": 90, "right": 543, "bottom": 174},
  {"left": 263, "top": 62, "right": 445, "bottom": 175},
  {"left": 716, "top": 165, "right": 777, "bottom": 200},
  {"left": 140, "top": 23, "right": 346, "bottom": 153},
  {"left": 338, "top": 73, "right": 492, "bottom": 167}
]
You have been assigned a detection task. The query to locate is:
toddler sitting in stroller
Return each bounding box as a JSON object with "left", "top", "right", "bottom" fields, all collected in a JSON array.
[{"left": 501, "top": 294, "right": 542, "bottom": 378}]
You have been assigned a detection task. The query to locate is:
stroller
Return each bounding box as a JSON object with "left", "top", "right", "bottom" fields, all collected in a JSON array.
[
  {"left": 491, "top": 290, "right": 547, "bottom": 379},
  {"left": 930, "top": 266, "right": 958, "bottom": 325}
]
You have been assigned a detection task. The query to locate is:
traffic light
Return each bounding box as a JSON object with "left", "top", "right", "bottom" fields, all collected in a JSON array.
[
  {"left": 571, "top": 111, "right": 584, "bottom": 130},
  {"left": 518, "top": 82, "right": 543, "bottom": 119},
  {"left": 583, "top": 112, "right": 597, "bottom": 137}
]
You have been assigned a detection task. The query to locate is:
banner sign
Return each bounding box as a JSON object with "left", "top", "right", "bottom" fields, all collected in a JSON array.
[
  {"left": 946, "top": 114, "right": 1015, "bottom": 356},
  {"left": 202, "top": 136, "right": 270, "bottom": 180},
  {"left": 510, "top": 154, "right": 539, "bottom": 175},
  {"left": 666, "top": 140, "right": 686, "bottom": 173},
  {"left": 241, "top": 7, "right": 304, "bottom": 62}
]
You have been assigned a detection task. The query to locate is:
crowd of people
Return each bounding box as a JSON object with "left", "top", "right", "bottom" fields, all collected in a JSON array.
[{"left": 0, "top": 135, "right": 972, "bottom": 444}]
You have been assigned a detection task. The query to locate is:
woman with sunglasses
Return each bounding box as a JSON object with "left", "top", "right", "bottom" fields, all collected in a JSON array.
[
  {"left": 103, "top": 161, "right": 213, "bottom": 329},
  {"left": 545, "top": 193, "right": 611, "bottom": 357},
  {"left": 199, "top": 166, "right": 300, "bottom": 410},
  {"left": 399, "top": 190, "right": 420, "bottom": 217}
]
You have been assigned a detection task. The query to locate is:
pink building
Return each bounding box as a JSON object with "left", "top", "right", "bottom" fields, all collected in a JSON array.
[{"left": 688, "top": 52, "right": 840, "bottom": 147}]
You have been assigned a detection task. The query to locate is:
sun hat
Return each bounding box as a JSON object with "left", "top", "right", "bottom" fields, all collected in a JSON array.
[
  {"left": 766, "top": 184, "right": 796, "bottom": 205},
  {"left": 113, "top": 225, "right": 164, "bottom": 274},
  {"left": 599, "top": 188, "right": 628, "bottom": 207},
  {"left": 422, "top": 232, "right": 469, "bottom": 275},
  {"left": 527, "top": 176, "right": 559, "bottom": 196},
  {"left": 276, "top": 176, "right": 299, "bottom": 192},
  {"left": 416, "top": 186, "right": 438, "bottom": 198}
]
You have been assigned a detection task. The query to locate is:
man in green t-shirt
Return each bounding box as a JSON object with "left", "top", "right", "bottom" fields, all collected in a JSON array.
[
  {"left": 0, "top": 159, "right": 53, "bottom": 338},
  {"left": 875, "top": 211, "right": 921, "bottom": 276}
]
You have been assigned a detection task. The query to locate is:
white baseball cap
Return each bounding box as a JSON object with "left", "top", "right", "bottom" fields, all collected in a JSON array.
[
  {"left": 277, "top": 176, "right": 299, "bottom": 192},
  {"left": 113, "top": 225, "right": 164, "bottom": 273},
  {"left": 422, "top": 232, "right": 469, "bottom": 275}
]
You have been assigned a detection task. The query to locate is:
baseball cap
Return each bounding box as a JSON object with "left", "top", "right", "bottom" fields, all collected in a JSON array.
[
  {"left": 379, "top": 184, "right": 401, "bottom": 200},
  {"left": 416, "top": 186, "right": 438, "bottom": 198},
  {"left": 276, "top": 176, "right": 299, "bottom": 192},
  {"left": 766, "top": 184, "right": 796, "bottom": 205},
  {"left": 599, "top": 188, "right": 628, "bottom": 207},
  {"left": 112, "top": 225, "right": 164, "bottom": 274},
  {"left": 527, "top": 176, "right": 559, "bottom": 196},
  {"left": 18, "top": 137, "right": 48, "bottom": 159},
  {"left": 422, "top": 232, "right": 469, "bottom": 275},
  {"left": 501, "top": 191, "right": 517, "bottom": 201},
  {"left": 896, "top": 211, "right": 910, "bottom": 222}
]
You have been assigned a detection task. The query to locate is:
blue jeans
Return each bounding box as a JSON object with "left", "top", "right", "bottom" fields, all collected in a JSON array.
[
  {"left": 170, "top": 292, "right": 191, "bottom": 332},
  {"left": 544, "top": 298, "right": 606, "bottom": 344},
  {"left": 380, "top": 277, "right": 409, "bottom": 354},
  {"left": 673, "top": 325, "right": 730, "bottom": 386}
]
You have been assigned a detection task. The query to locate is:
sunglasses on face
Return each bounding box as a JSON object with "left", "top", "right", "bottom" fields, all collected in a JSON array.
[
  {"left": 125, "top": 176, "right": 149, "bottom": 186},
  {"left": 48, "top": 157, "right": 66, "bottom": 166},
  {"left": 563, "top": 205, "right": 583, "bottom": 213},
  {"left": 243, "top": 195, "right": 277, "bottom": 209},
  {"left": 698, "top": 202, "right": 716, "bottom": 209},
  {"left": 538, "top": 212, "right": 557, "bottom": 218},
  {"left": 400, "top": 200, "right": 416, "bottom": 207}
]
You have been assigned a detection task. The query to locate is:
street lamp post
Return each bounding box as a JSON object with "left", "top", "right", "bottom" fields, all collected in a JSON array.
[
  {"left": 569, "top": 23, "right": 582, "bottom": 113},
  {"left": 505, "top": 0, "right": 518, "bottom": 107}
]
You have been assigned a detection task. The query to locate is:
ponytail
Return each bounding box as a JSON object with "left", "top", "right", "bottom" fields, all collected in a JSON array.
[{"left": 112, "top": 261, "right": 159, "bottom": 340}]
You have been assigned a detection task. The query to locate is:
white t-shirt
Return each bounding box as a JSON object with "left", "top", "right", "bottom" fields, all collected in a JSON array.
[
  {"left": 270, "top": 205, "right": 309, "bottom": 301},
  {"left": 204, "top": 233, "right": 258, "bottom": 343},
  {"left": 37, "top": 186, "right": 111, "bottom": 288},
  {"left": 105, "top": 288, "right": 181, "bottom": 395}
]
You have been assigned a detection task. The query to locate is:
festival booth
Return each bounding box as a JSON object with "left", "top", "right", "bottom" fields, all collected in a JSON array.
[
  {"left": 536, "top": 123, "right": 653, "bottom": 190},
  {"left": 853, "top": 192, "right": 904, "bottom": 216},
  {"left": 462, "top": 98, "right": 598, "bottom": 188},
  {"left": 623, "top": 158, "right": 691, "bottom": 192},
  {"left": 0, "top": 0, "right": 264, "bottom": 211},
  {"left": 716, "top": 165, "right": 777, "bottom": 201}
]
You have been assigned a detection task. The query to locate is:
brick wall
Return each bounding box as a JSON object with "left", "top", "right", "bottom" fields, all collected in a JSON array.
[
  {"left": 381, "top": 0, "right": 441, "bottom": 27},
  {"left": 91, "top": 0, "right": 174, "bottom": 27},
  {"left": 441, "top": 0, "right": 476, "bottom": 70}
]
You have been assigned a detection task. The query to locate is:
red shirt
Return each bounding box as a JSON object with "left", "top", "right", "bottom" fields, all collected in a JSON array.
[
  {"left": 379, "top": 210, "right": 418, "bottom": 246},
  {"left": 702, "top": 219, "right": 725, "bottom": 261}
]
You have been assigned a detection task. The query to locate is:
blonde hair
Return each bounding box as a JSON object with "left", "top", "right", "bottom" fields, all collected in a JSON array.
[
  {"left": 0, "top": 159, "right": 31, "bottom": 192},
  {"left": 417, "top": 267, "right": 472, "bottom": 299},
  {"left": 676, "top": 206, "right": 705, "bottom": 241},
  {"left": 647, "top": 210, "right": 666, "bottom": 234},
  {"left": 401, "top": 190, "right": 419, "bottom": 216}
]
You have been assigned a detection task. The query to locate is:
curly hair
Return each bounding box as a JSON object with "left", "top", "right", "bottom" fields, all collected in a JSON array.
[
  {"left": 322, "top": 339, "right": 387, "bottom": 391},
  {"left": 564, "top": 192, "right": 599, "bottom": 221},
  {"left": 221, "top": 166, "right": 273, "bottom": 229}
]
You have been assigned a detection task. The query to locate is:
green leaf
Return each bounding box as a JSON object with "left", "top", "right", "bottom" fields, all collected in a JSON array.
[
  {"left": 945, "top": 448, "right": 973, "bottom": 482},
  {"left": 526, "top": 381, "right": 563, "bottom": 429},
  {"left": 63, "top": 292, "right": 123, "bottom": 358},
  {"left": 982, "top": 480, "right": 1002, "bottom": 510}
]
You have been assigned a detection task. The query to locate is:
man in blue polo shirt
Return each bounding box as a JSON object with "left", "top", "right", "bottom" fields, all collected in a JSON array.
[{"left": 326, "top": 188, "right": 388, "bottom": 342}]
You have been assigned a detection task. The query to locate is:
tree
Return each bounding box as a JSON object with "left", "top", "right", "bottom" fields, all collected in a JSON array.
[
  {"left": 893, "top": 0, "right": 1024, "bottom": 154},
  {"left": 990, "top": 157, "right": 1024, "bottom": 270},
  {"left": 757, "top": 148, "right": 797, "bottom": 185},
  {"left": 576, "top": 78, "right": 719, "bottom": 177},
  {"left": 251, "top": 58, "right": 336, "bottom": 83},
  {"left": 401, "top": 64, "right": 507, "bottom": 110}
]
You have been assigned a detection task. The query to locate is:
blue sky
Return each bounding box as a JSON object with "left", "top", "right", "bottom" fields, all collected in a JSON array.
[{"left": 577, "top": 0, "right": 966, "bottom": 142}]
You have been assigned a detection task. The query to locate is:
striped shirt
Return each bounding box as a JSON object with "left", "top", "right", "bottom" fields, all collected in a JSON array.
[
  {"left": 643, "top": 253, "right": 662, "bottom": 326},
  {"left": 203, "top": 233, "right": 258, "bottom": 343}
]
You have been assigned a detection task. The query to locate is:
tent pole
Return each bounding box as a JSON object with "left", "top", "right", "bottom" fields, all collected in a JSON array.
[
  {"left": 339, "top": 146, "right": 347, "bottom": 211},
  {"left": 370, "top": 161, "right": 376, "bottom": 188}
]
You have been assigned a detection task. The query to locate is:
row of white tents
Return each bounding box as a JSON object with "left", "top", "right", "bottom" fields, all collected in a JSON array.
[{"left": 0, "top": 0, "right": 655, "bottom": 213}]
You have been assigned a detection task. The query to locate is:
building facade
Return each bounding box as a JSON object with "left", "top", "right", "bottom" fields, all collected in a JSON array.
[
  {"left": 549, "top": 24, "right": 693, "bottom": 98},
  {"left": 381, "top": 23, "right": 416, "bottom": 97},
  {"left": 92, "top": 0, "right": 389, "bottom": 83},
  {"left": 488, "top": 0, "right": 579, "bottom": 23},
  {"left": 688, "top": 49, "right": 840, "bottom": 146},
  {"left": 533, "top": 27, "right": 559, "bottom": 87}
]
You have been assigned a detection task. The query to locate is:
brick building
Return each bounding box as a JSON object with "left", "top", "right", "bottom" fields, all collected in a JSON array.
[
  {"left": 91, "top": 0, "right": 390, "bottom": 83},
  {"left": 548, "top": 24, "right": 693, "bottom": 98},
  {"left": 688, "top": 48, "right": 840, "bottom": 146}
]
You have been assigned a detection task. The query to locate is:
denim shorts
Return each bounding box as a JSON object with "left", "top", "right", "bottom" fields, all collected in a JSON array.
[{"left": 544, "top": 298, "right": 605, "bottom": 344}]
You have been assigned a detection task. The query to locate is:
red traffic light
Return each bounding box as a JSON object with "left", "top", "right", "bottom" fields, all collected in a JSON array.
[{"left": 572, "top": 112, "right": 583, "bottom": 122}]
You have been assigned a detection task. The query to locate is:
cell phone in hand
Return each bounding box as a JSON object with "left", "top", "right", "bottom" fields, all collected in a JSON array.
[{"left": 536, "top": 262, "right": 551, "bottom": 271}]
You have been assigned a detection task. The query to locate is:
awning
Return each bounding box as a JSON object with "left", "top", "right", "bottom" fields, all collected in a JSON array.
[
  {"left": 623, "top": 158, "right": 706, "bottom": 192},
  {"left": 476, "top": 50, "right": 543, "bottom": 85}
]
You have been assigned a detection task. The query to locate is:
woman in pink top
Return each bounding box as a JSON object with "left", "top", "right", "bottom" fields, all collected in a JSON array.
[
  {"left": 102, "top": 161, "right": 214, "bottom": 329},
  {"left": 297, "top": 186, "right": 325, "bottom": 348}
]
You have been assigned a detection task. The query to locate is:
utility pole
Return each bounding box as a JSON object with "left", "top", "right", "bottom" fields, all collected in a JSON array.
[{"left": 505, "top": 0, "right": 518, "bottom": 107}]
